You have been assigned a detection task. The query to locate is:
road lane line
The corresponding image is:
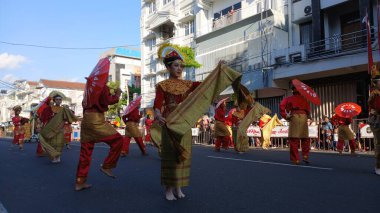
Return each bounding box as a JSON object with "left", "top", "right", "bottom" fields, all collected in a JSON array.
[
  {"left": 207, "top": 156, "right": 333, "bottom": 171},
  {"left": 0, "top": 202, "right": 8, "bottom": 213}
]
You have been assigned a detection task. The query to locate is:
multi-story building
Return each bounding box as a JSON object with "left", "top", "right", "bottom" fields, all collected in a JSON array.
[
  {"left": 101, "top": 47, "right": 142, "bottom": 93},
  {"left": 0, "top": 79, "right": 86, "bottom": 122},
  {"left": 271, "top": 0, "right": 376, "bottom": 120},
  {"left": 140, "top": 0, "right": 199, "bottom": 114},
  {"left": 140, "top": 0, "right": 376, "bottom": 121}
]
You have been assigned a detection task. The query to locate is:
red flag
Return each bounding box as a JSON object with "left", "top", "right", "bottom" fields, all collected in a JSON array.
[{"left": 362, "top": 9, "right": 373, "bottom": 74}]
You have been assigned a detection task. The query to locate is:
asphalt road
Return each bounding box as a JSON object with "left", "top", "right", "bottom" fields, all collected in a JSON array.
[{"left": 0, "top": 137, "right": 379, "bottom": 213}]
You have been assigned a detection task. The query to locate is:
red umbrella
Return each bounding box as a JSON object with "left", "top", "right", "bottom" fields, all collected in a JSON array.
[
  {"left": 34, "top": 96, "right": 52, "bottom": 117},
  {"left": 215, "top": 97, "right": 229, "bottom": 109},
  {"left": 83, "top": 57, "right": 110, "bottom": 108},
  {"left": 291, "top": 79, "right": 321, "bottom": 105},
  {"left": 123, "top": 95, "right": 142, "bottom": 116},
  {"left": 335, "top": 102, "right": 362, "bottom": 118}
]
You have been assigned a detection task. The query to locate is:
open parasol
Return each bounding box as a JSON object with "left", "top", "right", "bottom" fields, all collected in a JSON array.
[
  {"left": 123, "top": 95, "right": 142, "bottom": 116},
  {"left": 291, "top": 79, "right": 321, "bottom": 105},
  {"left": 83, "top": 57, "right": 111, "bottom": 108},
  {"left": 334, "top": 102, "right": 362, "bottom": 118},
  {"left": 32, "top": 96, "right": 52, "bottom": 116},
  {"left": 215, "top": 97, "right": 229, "bottom": 109}
]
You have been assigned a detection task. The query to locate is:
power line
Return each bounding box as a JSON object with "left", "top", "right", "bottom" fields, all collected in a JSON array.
[{"left": 0, "top": 41, "right": 140, "bottom": 50}]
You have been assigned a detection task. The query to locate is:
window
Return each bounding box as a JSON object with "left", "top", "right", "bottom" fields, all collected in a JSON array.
[
  {"left": 214, "top": 2, "right": 241, "bottom": 19},
  {"left": 149, "top": 77, "right": 156, "bottom": 87},
  {"left": 184, "top": 20, "right": 194, "bottom": 36},
  {"left": 257, "top": 2, "right": 262, "bottom": 13},
  {"left": 147, "top": 38, "right": 156, "bottom": 51},
  {"left": 148, "top": 1, "right": 156, "bottom": 14},
  {"left": 163, "top": 0, "right": 172, "bottom": 5},
  {"left": 108, "top": 75, "right": 113, "bottom": 82},
  {"left": 300, "top": 22, "right": 312, "bottom": 45}
]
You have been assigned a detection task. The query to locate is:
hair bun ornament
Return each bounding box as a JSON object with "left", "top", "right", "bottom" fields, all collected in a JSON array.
[{"left": 158, "top": 43, "right": 184, "bottom": 61}]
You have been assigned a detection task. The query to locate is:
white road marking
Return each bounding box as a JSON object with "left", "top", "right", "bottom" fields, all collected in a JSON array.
[
  {"left": 0, "top": 202, "right": 8, "bottom": 213},
  {"left": 207, "top": 156, "right": 333, "bottom": 171}
]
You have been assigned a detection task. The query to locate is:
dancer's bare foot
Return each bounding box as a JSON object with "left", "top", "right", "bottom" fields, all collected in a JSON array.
[
  {"left": 175, "top": 187, "right": 185, "bottom": 199},
  {"left": 75, "top": 183, "right": 92, "bottom": 191},
  {"left": 100, "top": 167, "right": 116, "bottom": 178},
  {"left": 165, "top": 187, "right": 176, "bottom": 201}
]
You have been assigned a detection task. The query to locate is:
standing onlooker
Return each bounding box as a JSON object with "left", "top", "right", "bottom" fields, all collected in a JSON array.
[{"left": 321, "top": 116, "right": 333, "bottom": 150}]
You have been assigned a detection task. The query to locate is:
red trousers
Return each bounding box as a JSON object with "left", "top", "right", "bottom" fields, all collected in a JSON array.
[
  {"left": 229, "top": 136, "right": 234, "bottom": 148},
  {"left": 36, "top": 142, "right": 44, "bottom": 156},
  {"left": 337, "top": 139, "right": 355, "bottom": 152},
  {"left": 121, "top": 136, "right": 146, "bottom": 155},
  {"left": 215, "top": 136, "right": 231, "bottom": 150},
  {"left": 13, "top": 133, "right": 24, "bottom": 145},
  {"left": 76, "top": 133, "right": 123, "bottom": 184},
  {"left": 289, "top": 138, "right": 310, "bottom": 163},
  {"left": 144, "top": 134, "right": 151, "bottom": 142}
]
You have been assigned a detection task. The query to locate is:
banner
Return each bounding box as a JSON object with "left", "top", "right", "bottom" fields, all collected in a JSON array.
[
  {"left": 360, "top": 124, "right": 374, "bottom": 138},
  {"left": 245, "top": 125, "right": 319, "bottom": 138},
  {"left": 191, "top": 128, "right": 200, "bottom": 136}
]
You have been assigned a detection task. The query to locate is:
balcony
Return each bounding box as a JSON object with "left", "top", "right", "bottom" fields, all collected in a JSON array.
[
  {"left": 212, "top": 9, "right": 242, "bottom": 31},
  {"left": 305, "top": 28, "right": 370, "bottom": 61},
  {"left": 178, "top": 9, "right": 195, "bottom": 23},
  {"left": 273, "top": 28, "right": 375, "bottom": 80}
]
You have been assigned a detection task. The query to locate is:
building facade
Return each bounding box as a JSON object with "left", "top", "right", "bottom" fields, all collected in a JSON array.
[
  {"left": 101, "top": 47, "right": 142, "bottom": 93},
  {"left": 140, "top": 0, "right": 377, "bottom": 120},
  {"left": 0, "top": 79, "right": 86, "bottom": 122}
]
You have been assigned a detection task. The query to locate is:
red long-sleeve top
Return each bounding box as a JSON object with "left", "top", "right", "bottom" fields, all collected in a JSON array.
[
  {"left": 84, "top": 86, "right": 120, "bottom": 113},
  {"left": 280, "top": 93, "right": 310, "bottom": 118},
  {"left": 331, "top": 114, "right": 352, "bottom": 126},
  {"left": 145, "top": 118, "right": 153, "bottom": 130},
  {"left": 153, "top": 79, "right": 201, "bottom": 118},
  {"left": 122, "top": 107, "right": 141, "bottom": 123},
  {"left": 40, "top": 106, "right": 55, "bottom": 125},
  {"left": 225, "top": 108, "right": 236, "bottom": 126},
  {"left": 214, "top": 107, "right": 226, "bottom": 122}
]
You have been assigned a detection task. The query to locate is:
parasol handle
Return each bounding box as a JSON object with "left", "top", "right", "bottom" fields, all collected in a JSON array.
[{"left": 285, "top": 110, "right": 292, "bottom": 119}]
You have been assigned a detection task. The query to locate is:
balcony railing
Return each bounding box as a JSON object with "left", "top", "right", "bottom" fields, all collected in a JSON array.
[
  {"left": 212, "top": 9, "right": 242, "bottom": 31},
  {"left": 305, "top": 28, "right": 373, "bottom": 61}
]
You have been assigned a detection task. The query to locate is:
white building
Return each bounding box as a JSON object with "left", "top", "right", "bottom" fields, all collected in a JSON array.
[
  {"left": 101, "top": 47, "right": 142, "bottom": 93},
  {"left": 140, "top": 0, "right": 375, "bottom": 120},
  {"left": 0, "top": 79, "right": 86, "bottom": 122},
  {"left": 140, "top": 0, "right": 199, "bottom": 113}
]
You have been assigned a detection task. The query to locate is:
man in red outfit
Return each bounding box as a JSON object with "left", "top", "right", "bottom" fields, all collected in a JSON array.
[
  {"left": 214, "top": 100, "right": 231, "bottom": 152},
  {"left": 121, "top": 106, "right": 147, "bottom": 156},
  {"left": 280, "top": 84, "right": 311, "bottom": 164},
  {"left": 75, "top": 85, "right": 123, "bottom": 191},
  {"left": 331, "top": 114, "right": 356, "bottom": 155},
  {"left": 225, "top": 107, "right": 236, "bottom": 148}
]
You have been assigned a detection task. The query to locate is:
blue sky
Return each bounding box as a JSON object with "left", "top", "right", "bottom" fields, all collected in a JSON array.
[{"left": 0, "top": 0, "right": 141, "bottom": 85}]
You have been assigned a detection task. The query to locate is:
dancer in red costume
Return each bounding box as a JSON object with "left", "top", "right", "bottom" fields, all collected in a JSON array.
[
  {"left": 280, "top": 85, "right": 311, "bottom": 164},
  {"left": 331, "top": 114, "right": 356, "bottom": 155},
  {"left": 75, "top": 59, "right": 123, "bottom": 191},
  {"left": 121, "top": 106, "right": 147, "bottom": 156},
  {"left": 144, "top": 115, "right": 154, "bottom": 144},
  {"left": 11, "top": 105, "right": 29, "bottom": 150},
  {"left": 214, "top": 100, "right": 231, "bottom": 151}
]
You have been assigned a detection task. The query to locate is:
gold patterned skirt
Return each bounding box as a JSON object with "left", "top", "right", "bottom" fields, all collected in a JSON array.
[
  {"left": 288, "top": 114, "right": 309, "bottom": 138},
  {"left": 80, "top": 112, "right": 118, "bottom": 143},
  {"left": 125, "top": 121, "right": 142, "bottom": 138},
  {"left": 338, "top": 125, "right": 355, "bottom": 140},
  {"left": 214, "top": 120, "right": 231, "bottom": 137}
]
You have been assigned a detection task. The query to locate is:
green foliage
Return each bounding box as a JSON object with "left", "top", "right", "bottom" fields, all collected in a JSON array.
[
  {"left": 179, "top": 46, "right": 202, "bottom": 68},
  {"left": 106, "top": 85, "right": 141, "bottom": 119}
]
